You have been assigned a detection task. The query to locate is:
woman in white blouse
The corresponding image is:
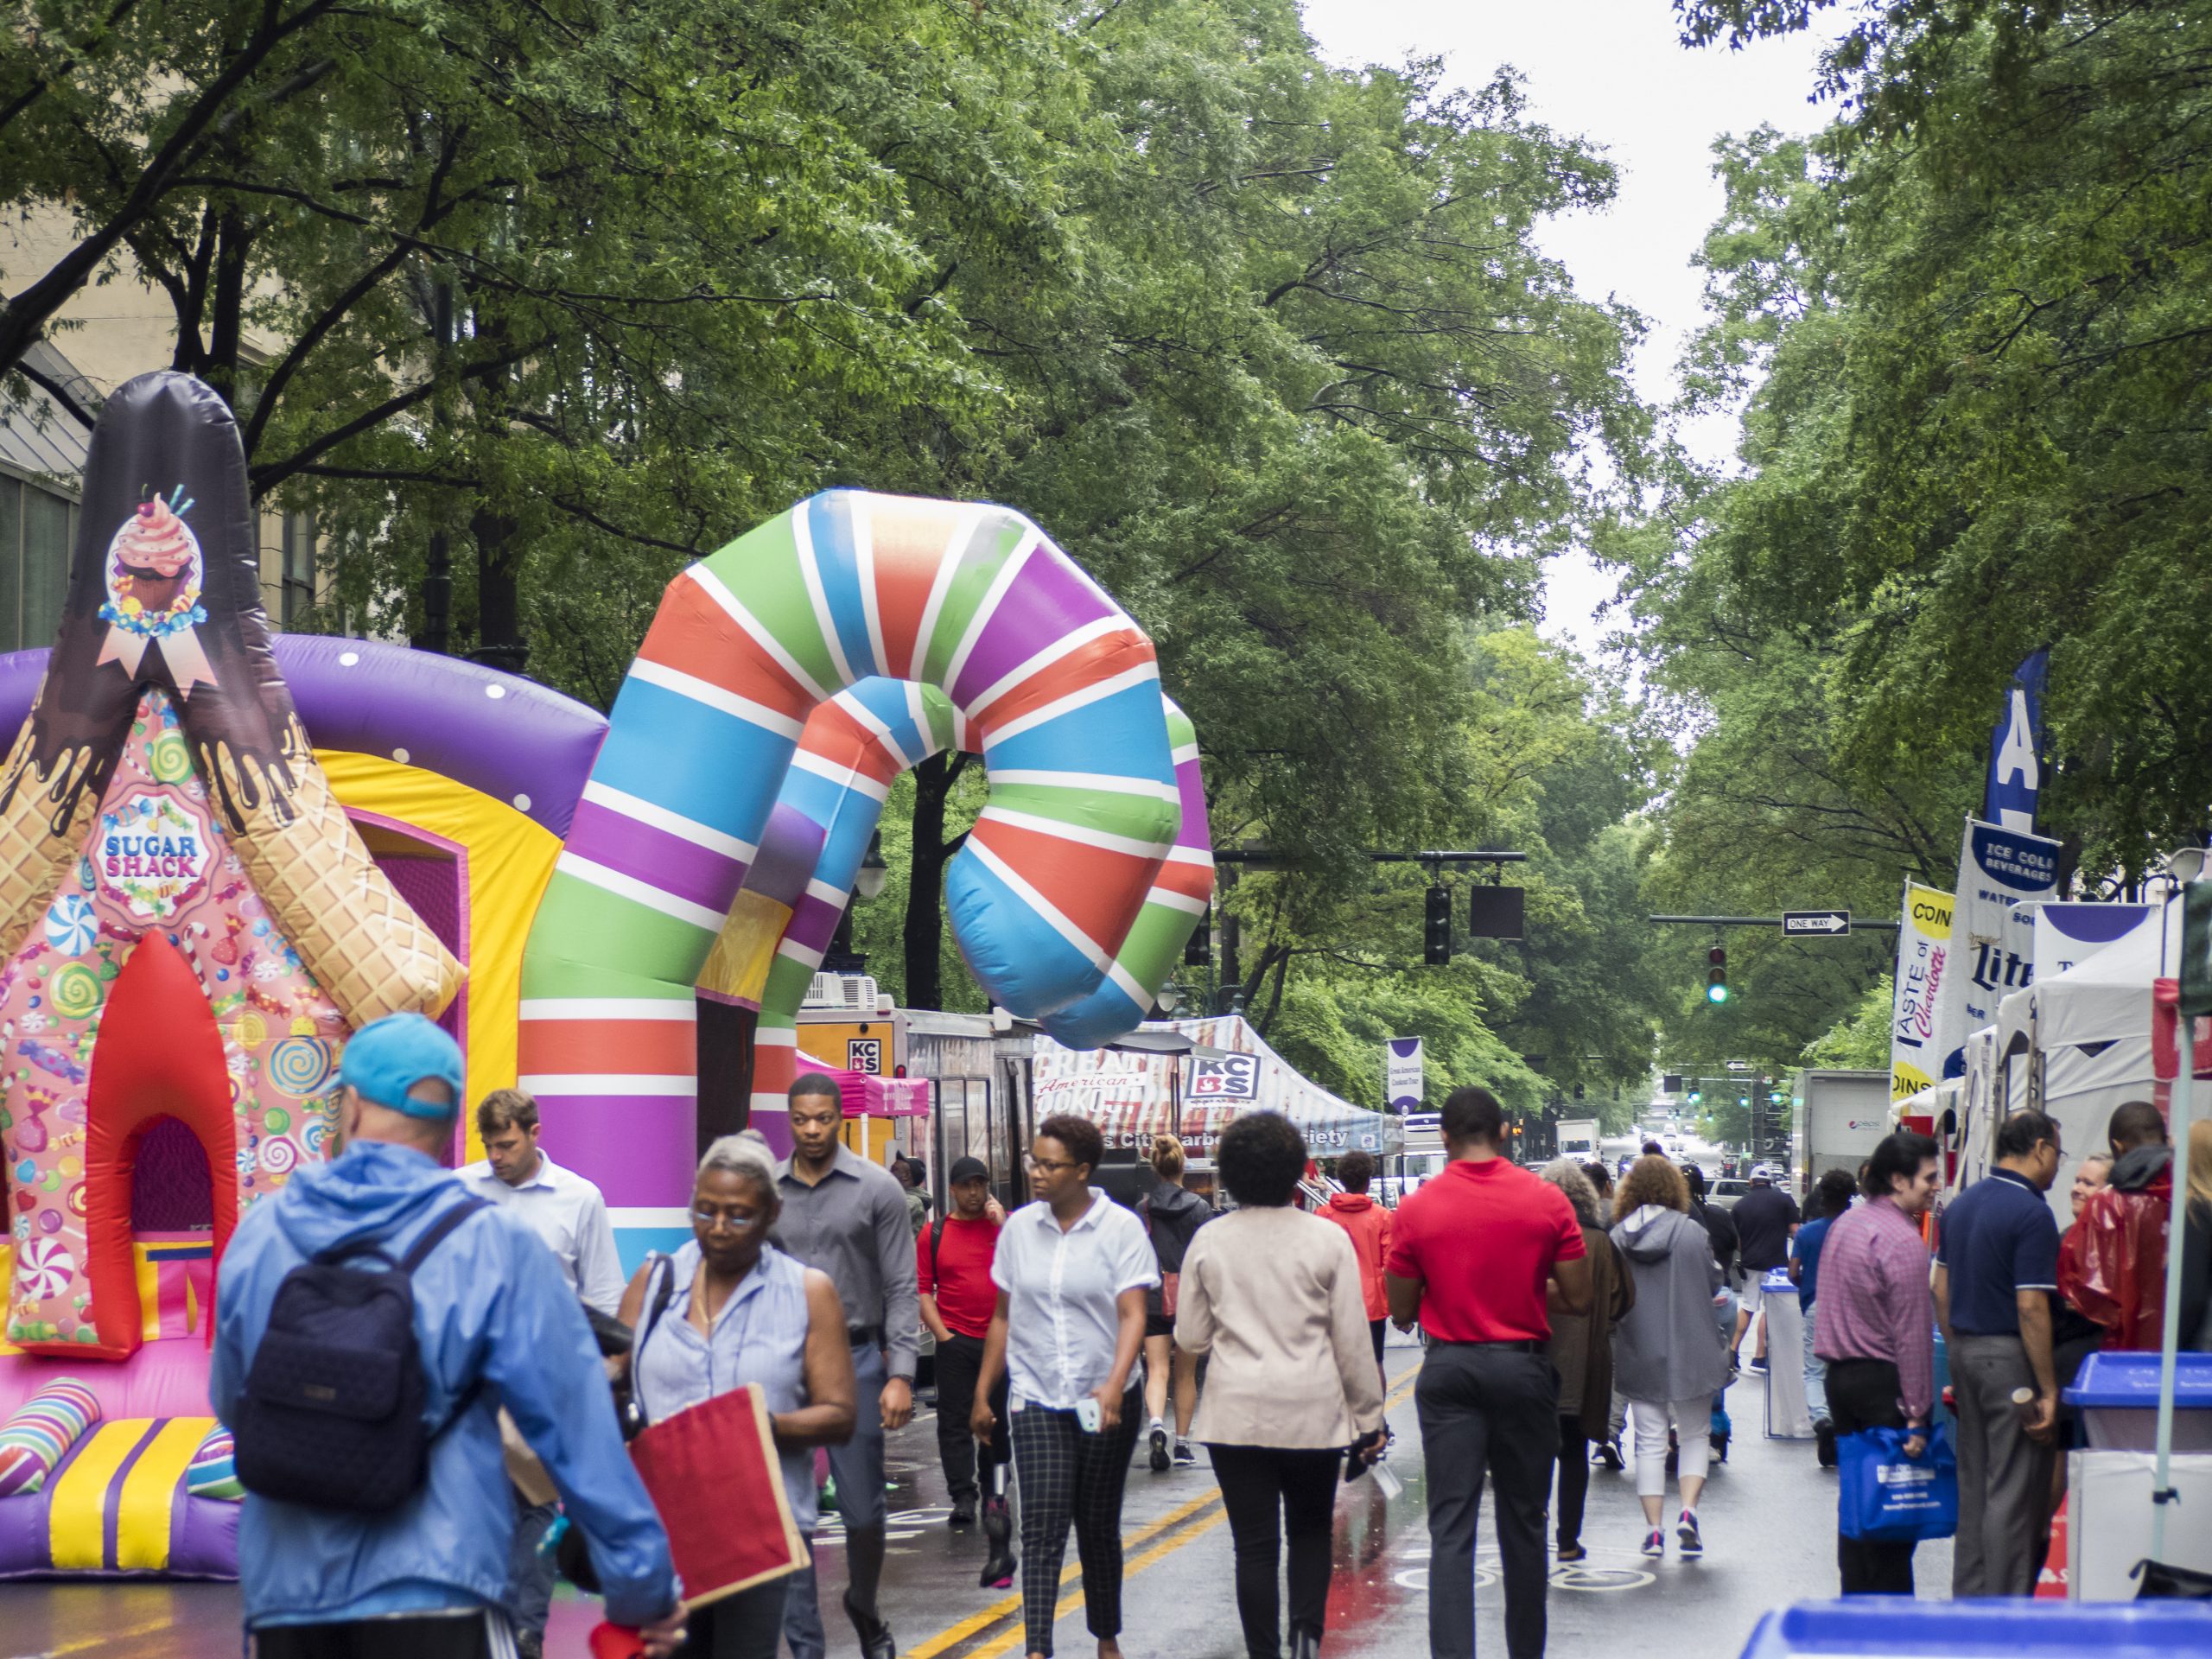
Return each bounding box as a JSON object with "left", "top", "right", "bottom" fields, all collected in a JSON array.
[
  {"left": 971, "top": 1115, "right": 1157, "bottom": 1659},
  {"left": 1176, "top": 1112, "right": 1387, "bottom": 1659}
]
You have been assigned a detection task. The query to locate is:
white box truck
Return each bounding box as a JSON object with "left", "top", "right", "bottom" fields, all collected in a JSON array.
[
  {"left": 1555, "top": 1117, "right": 1600, "bottom": 1160},
  {"left": 1789, "top": 1068, "right": 1891, "bottom": 1198}
]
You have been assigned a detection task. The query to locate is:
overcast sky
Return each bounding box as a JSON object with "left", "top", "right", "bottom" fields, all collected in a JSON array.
[{"left": 1295, "top": 0, "right": 1833, "bottom": 658}]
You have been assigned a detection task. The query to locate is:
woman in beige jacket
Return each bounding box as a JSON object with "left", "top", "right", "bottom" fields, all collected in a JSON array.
[{"left": 1175, "top": 1113, "right": 1388, "bottom": 1659}]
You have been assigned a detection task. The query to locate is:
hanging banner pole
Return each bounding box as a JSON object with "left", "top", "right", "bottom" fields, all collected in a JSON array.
[{"left": 2154, "top": 880, "right": 2212, "bottom": 1562}]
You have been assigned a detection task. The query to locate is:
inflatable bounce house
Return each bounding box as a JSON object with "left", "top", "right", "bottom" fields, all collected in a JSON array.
[{"left": 0, "top": 373, "right": 1209, "bottom": 1579}]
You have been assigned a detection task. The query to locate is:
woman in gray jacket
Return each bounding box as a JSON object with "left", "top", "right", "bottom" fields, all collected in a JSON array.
[{"left": 1609, "top": 1155, "right": 1729, "bottom": 1561}]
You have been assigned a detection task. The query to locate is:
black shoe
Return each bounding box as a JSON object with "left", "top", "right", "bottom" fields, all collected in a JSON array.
[
  {"left": 1173, "top": 1440, "right": 1197, "bottom": 1468},
  {"left": 1710, "top": 1429, "right": 1729, "bottom": 1463},
  {"left": 1148, "top": 1424, "right": 1169, "bottom": 1472},
  {"left": 1815, "top": 1421, "right": 1838, "bottom": 1469},
  {"left": 980, "top": 1497, "right": 1017, "bottom": 1588},
  {"left": 1595, "top": 1437, "right": 1624, "bottom": 1471},
  {"left": 845, "top": 1590, "right": 896, "bottom": 1659},
  {"left": 1289, "top": 1624, "right": 1322, "bottom": 1659},
  {"left": 949, "top": 1495, "right": 977, "bottom": 1528},
  {"left": 1747, "top": 1355, "right": 1768, "bottom": 1375}
]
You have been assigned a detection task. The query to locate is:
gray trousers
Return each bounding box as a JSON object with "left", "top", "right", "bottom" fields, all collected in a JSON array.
[{"left": 1950, "top": 1332, "right": 2057, "bottom": 1598}]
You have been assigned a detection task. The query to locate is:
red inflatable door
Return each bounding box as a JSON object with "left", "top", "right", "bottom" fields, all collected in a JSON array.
[{"left": 78, "top": 932, "right": 237, "bottom": 1359}]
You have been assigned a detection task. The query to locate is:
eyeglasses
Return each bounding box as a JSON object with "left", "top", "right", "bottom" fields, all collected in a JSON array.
[
  {"left": 1025, "top": 1154, "right": 1081, "bottom": 1173},
  {"left": 691, "top": 1209, "right": 762, "bottom": 1233}
]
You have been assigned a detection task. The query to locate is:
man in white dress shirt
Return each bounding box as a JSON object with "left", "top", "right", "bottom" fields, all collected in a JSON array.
[{"left": 459, "top": 1088, "right": 626, "bottom": 1658}]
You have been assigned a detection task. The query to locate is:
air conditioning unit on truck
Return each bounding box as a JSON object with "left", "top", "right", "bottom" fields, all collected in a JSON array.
[{"left": 1789, "top": 1069, "right": 1891, "bottom": 1198}]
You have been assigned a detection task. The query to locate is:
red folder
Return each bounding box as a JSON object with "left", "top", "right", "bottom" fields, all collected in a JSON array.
[{"left": 629, "top": 1382, "right": 809, "bottom": 1608}]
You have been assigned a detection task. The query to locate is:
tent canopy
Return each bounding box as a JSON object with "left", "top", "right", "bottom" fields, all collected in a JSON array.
[{"left": 1033, "top": 1016, "right": 1402, "bottom": 1157}]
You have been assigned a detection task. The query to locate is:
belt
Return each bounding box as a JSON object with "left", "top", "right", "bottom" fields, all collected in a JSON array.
[
  {"left": 1434, "top": 1338, "right": 1546, "bottom": 1355},
  {"left": 848, "top": 1324, "right": 883, "bottom": 1350}
]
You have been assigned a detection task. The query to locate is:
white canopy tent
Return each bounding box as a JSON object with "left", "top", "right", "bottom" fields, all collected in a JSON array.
[{"left": 1993, "top": 895, "right": 2180, "bottom": 1219}]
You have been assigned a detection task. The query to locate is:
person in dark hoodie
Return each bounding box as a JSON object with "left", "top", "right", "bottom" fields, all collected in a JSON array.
[
  {"left": 1320, "top": 1150, "right": 1395, "bottom": 1376},
  {"left": 1609, "top": 1155, "right": 1730, "bottom": 1562},
  {"left": 1142, "top": 1135, "right": 1211, "bottom": 1471},
  {"left": 213, "top": 1014, "right": 684, "bottom": 1659},
  {"left": 2058, "top": 1100, "right": 2174, "bottom": 1351}
]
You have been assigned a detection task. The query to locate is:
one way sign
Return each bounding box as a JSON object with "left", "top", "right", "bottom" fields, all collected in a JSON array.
[{"left": 1783, "top": 910, "right": 1851, "bottom": 937}]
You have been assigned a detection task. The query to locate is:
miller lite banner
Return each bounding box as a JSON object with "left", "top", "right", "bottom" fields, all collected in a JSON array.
[
  {"left": 1939, "top": 817, "right": 2062, "bottom": 1079},
  {"left": 1889, "top": 881, "right": 1955, "bottom": 1103}
]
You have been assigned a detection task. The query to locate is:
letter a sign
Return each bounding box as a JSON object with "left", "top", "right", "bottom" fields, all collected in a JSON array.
[{"left": 1985, "top": 649, "right": 2048, "bottom": 834}]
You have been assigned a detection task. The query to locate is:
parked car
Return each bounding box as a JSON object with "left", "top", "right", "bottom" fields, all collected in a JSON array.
[{"left": 1708, "top": 1177, "right": 1751, "bottom": 1211}]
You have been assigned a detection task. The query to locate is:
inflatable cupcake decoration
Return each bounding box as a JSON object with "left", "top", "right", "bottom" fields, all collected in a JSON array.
[{"left": 96, "top": 487, "right": 213, "bottom": 689}]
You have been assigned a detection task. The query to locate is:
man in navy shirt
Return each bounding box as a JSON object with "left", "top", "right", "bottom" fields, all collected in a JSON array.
[{"left": 1933, "top": 1107, "right": 2063, "bottom": 1598}]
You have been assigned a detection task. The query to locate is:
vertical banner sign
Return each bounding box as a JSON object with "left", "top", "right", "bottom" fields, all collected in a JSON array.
[
  {"left": 1942, "top": 817, "right": 2063, "bottom": 1079},
  {"left": 1889, "top": 881, "right": 1955, "bottom": 1103},
  {"left": 1385, "top": 1038, "right": 1424, "bottom": 1113},
  {"left": 1985, "top": 647, "right": 2050, "bottom": 833}
]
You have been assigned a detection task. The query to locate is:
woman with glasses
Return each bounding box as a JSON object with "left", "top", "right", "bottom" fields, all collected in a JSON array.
[
  {"left": 619, "top": 1131, "right": 857, "bottom": 1658},
  {"left": 972, "top": 1116, "right": 1157, "bottom": 1659}
]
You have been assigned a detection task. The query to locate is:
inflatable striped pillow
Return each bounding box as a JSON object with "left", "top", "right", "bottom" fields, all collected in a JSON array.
[
  {"left": 0, "top": 1378, "right": 101, "bottom": 1497},
  {"left": 184, "top": 1427, "right": 241, "bottom": 1499}
]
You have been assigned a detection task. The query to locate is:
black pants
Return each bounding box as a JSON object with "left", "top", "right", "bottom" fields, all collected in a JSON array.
[
  {"left": 1553, "top": 1413, "right": 1590, "bottom": 1549},
  {"left": 256, "top": 1612, "right": 509, "bottom": 1659},
  {"left": 1010, "top": 1390, "right": 1142, "bottom": 1657},
  {"left": 1208, "top": 1444, "right": 1342, "bottom": 1659},
  {"left": 677, "top": 1579, "right": 791, "bottom": 1659},
  {"left": 1414, "top": 1344, "right": 1557, "bottom": 1659},
  {"left": 934, "top": 1330, "right": 1011, "bottom": 1504},
  {"left": 1826, "top": 1357, "right": 1917, "bottom": 1595},
  {"left": 1370, "top": 1319, "right": 1388, "bottom": 1370}
]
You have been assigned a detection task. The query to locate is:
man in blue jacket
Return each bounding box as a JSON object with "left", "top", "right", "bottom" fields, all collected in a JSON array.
[{"left": 213, "top": 1013, "right": 686, "bottom": 1659}]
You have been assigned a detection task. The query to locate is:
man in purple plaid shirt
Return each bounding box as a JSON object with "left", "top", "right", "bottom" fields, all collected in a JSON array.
[{"left": 1814, "top": 1129, "right": 1942, "bottom": 1595}]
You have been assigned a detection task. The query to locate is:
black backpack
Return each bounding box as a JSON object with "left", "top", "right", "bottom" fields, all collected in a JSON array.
[{"left": 233, "top": 1196, "right": 490, "bottom": 1512}]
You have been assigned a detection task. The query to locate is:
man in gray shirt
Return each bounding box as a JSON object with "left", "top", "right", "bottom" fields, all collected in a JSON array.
[{"left": 777, "top": 1073, "right": 919, "bottom": 1659}]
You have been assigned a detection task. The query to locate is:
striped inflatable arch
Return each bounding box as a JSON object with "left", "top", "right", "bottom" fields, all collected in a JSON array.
[
  {"left": 741, "top": 680, "right": 1215, "bottom": 1122},
  {"left": 518, "top": 490, "right": 1190, "bottom": 1213}
]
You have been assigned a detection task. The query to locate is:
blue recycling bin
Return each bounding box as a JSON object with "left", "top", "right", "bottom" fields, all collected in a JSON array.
[
  {"left": 2065, "top": 1351, "right": 2212, "bottom": 1452},
  {"left": 1738, "top": 1598, "right": 2212, "bottom": 1657}
]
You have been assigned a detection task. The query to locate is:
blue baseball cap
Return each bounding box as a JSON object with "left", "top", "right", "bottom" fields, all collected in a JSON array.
[{"left": 339, "top": 1013, "right": 464, "bottom": 1119}]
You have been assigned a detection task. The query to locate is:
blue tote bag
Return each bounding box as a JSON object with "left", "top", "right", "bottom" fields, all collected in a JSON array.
[{"left": 1837, "top": 1423, "right": 1958, "bottom": 1542}]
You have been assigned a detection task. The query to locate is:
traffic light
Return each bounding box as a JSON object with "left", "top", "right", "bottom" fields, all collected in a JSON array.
[
  {"left": 1688, "top": 1088, "right": 1702, "bottom": 1105},
  {"left": 1706, "top": 944, "right": 1729, "bottom": 1004},
  {"left": 1185, "top": 902, "right": 1211, "bottom": 966},
  {"left": 1424, "top": 885, "right": 1452, "bottom": 966}
]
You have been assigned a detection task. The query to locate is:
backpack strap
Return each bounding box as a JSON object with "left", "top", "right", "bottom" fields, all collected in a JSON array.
[
  {"left": 928, "top": 1217, "right": 947, "bottom": 1286},
  {"left": 400, "top": 1196, "right": 493, "bottom": 1274}
]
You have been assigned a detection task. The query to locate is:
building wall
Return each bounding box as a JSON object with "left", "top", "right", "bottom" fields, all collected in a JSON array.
[{"left": 2, "top": 207, "right": 320, "bottom": 634}]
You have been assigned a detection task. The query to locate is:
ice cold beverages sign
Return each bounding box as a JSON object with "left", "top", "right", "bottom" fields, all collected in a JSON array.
[{"left": 96, "top": 789, "right": 214, "bottom": 919}]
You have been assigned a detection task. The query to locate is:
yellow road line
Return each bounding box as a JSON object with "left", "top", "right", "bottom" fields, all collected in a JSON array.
[
  {"left": 966, "top": 1507, "right": 1233, "bottom": 1659},
  {"left": 903, "top": 1487, "right": 1225, "bottom": 1659},
  {"left": 909, "top": 1354, "right": 1423, "bottom": 1659}
]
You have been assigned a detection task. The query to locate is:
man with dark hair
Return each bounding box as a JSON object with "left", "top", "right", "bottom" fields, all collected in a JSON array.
[
  {"left": 459, "top": 1086, "right": 626, "bottom": 1657},
  {"left": 1815, "top": 1129, "right": 1942, "bottom": 1593},
  {"left": 1387, "top": 1086, "right": 1592, "bottom": 1659},
  {"left": 777, "top": 1072, "right": 919, "bottom": 1659},
  {"left": 919, "top": 1156, "right": 1012, "bottom": 1579},
  {"left": 1730, "top": 1168, "right": 1801, "bottom": 1374},
  {"left": 1323, "top": 1149, "right": 1395, "bottom": 1374},
  {"left": 1934, "top": 1108, "right": 2063, "bottom": 1597},
  {"left": 2059, "top": 1099, "right": 2174, "bottom": 1351}
]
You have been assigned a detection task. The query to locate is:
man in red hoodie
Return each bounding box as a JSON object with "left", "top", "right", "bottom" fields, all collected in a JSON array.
[
  {"left": 2058, "top": 1100, "right": 2173, "bottom": 1351},
  {"left": 1323, "top": 1150, "right": 1395, "bottom": 1373}
]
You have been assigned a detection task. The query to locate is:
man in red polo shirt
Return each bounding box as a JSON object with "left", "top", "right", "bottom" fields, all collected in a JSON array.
[
  {"left": 1388, "top": 1086, "right": 1590, "bottom": 1659},
  {"left": 918, "top": 1156, "right": 1015, "bottom": 1587}
]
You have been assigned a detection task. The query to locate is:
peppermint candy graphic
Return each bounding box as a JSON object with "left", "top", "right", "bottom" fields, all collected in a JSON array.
[
  {"left": 258, "top": 1137, "right": 298, "bottom": 1176},
  {"left": 20, "top": 1236, "right": 73, "bottom": 1300},
  {"left": 43, "top": 895, "right": 98, "bottom": 957}
]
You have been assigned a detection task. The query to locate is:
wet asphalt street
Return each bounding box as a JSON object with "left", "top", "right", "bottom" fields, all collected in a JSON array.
[{"left": 3, "top": 1335, "right": 1944, "bottom": 1659}]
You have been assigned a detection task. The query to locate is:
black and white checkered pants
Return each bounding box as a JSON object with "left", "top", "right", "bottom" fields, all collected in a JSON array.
[{"left": 1008, "top": 1389, "right": 1142, "bottom": 1658}]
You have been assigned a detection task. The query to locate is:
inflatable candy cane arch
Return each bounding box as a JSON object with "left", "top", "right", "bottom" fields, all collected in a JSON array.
[
  {"left": 730, "top": 679, "right": 1214, "bottom": 1123},
  {"left": 517, "top": 491, "right": 1186, "bottom": 1212}
]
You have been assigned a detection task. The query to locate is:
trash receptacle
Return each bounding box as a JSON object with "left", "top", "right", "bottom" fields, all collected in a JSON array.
[
  {"left": 2066, "top": 1351, "right": 2212, "bottom": 1452},
  {"left": 1738, "top": 1597, "right": 2212, "bottom": 1657},
  {"left": 1762, "top": 1268, "right": 1813, "bottom": 1440}
]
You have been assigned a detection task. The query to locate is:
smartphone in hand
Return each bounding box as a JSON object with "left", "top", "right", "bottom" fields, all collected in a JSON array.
[{"left": 1076, "top": 1398, "right": 1103, "bottom": 1433}]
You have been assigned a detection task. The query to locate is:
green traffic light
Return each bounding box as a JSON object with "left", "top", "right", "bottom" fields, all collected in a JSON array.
[{"left": 1706, "top": 981, "right": 1729, "bottom": 1005}]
